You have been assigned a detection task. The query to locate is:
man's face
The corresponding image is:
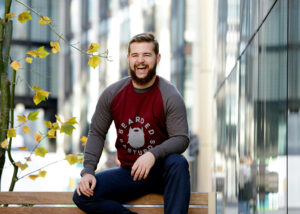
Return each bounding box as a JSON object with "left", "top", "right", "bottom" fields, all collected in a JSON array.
[{"left": 127, "top": 42, "right": 161, "bottom": 86}]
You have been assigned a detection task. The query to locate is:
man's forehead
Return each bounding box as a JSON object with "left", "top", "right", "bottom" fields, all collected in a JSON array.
[{"left": 129, "top": 42, "right": 155, "bottom": 53}]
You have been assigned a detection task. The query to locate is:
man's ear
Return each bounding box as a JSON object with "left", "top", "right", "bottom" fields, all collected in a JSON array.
[
  {"left": 156, "top": 53, "right": 161, "bottom": 64},
  {"left": 127, "top": 54, "right": 130, "bottom": 62}
]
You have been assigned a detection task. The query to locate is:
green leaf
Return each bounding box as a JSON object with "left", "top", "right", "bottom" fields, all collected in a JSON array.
[
  {"left": 52, "top": 122, "right": 60, "bottom": 131},
  {"left": 64, "top": 117, "right": 78, "bottom": 125},
  {"left": 34, "top": 147, "right": 48, "bottom": 157},
  {"left": 28, "top": 111, "right": 39, "bottom": 121},
  {"left": 60, "top": 124, "right": 75, "bottom": 136},
  {"left": 36, "top": 46, "right": 50, "bottom": 58}
]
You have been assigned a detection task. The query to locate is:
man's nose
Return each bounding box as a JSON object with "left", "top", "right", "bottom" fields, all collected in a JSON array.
[{"left": 137, "top": 56, "right": 145, "bottom": 62}]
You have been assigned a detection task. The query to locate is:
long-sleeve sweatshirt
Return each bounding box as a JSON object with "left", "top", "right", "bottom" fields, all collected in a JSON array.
[{"left": 81, "top": 75, "right": 189, "bottom": 176}]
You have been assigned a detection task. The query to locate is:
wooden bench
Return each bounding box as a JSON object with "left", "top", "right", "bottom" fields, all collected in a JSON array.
[{"left": 0, "top": 192, "right": 216, "bottom": 214}]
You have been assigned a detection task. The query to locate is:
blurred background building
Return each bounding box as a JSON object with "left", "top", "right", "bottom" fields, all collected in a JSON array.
[{"left": 2, "top": 0, "right": 300, "bottom": 213}]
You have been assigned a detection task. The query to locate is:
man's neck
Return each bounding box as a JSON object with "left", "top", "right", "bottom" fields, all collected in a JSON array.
[{"left": 132, "top": 75, "right": 157, "bottom": 89}]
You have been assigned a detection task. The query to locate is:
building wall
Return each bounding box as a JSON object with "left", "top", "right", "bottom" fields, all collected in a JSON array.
[{"left": 215, "top": 0, "right": 300, "bottom": 213}]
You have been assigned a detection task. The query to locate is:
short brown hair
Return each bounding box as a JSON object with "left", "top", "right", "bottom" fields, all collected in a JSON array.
[{"left": 128, "top": 32, "right": 159, "bottom": 54}]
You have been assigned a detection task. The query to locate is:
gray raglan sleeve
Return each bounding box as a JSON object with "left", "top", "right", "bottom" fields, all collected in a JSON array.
[
  {"left": 80, "top": 90, "right": 113, "bottom": 176},
  {"left": 149, "top": 93, "right": 190, "bottom": 159}
]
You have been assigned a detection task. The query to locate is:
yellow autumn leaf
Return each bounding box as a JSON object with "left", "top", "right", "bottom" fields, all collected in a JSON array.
[
  {"left": 88, "top": 55, "right": 100, "bottom": 69},
  {"left": 18, "top": 11, "right": 32, "bottom": 24},
  {"left": 50, "top": 41, "right": 60, "bottom": 54},
  {"left": 32, "top": 86, "right": 50, "bottom": 105},
  {"left": 29, "top": 175, "right": 39, "bottom": 180},
  {"left": 64, "top": 117, "right": 78, "bottom": 125},
  {"left": 44, "top": 121, "right": 52, "bottom": 128},
  {"left": 17, "top": 147, "right": 28, "bottom": 151},
  {"left": 47, "top": 129, "right": 56, "bottom": 139},
  {"left": 15, "top": 162, "right": 28, "bottom": 171},
  {"left": 10, "top": 61, "right": 20, "bottom": 71},
  {"left": 52, "top": 122, "right": 60, "bottom": 131},
  {"left": 5, "top": 13, "right": 15, "bottom": 19},
  {"left": 78, "top": 157, "right": 84, "bottom": 164},
  {"left": 35, "top": 147, "right": 48, "bottom": 157},
  {"left": 38, "top": 170, "right": 47, "bottom": 178},
  {"left": 55, "top": 115, "right": 63, "bottom": 124},
  {"left": 26, "top": 57, "right": 33, "bottom": 64},
  {"left": 17, "top": 114, "right": 27, "bottom": 123},
  {"left": 1, "top": 139, "right": 8, "bottom": 148},
  {"left": 38, "top": 16, "right": 51, "bottom": 26},
  {"left": 36, "top": 46, "right": 50, "bottom": 58},
  {"left": 87, "top": 43, "right": 100, "bottom": 53},
  {"left": 24, "top": 126, "right": 31, "bottom": 134},
  {"left": 26, "top": 50, "right": 38, "bottom": 58},
  {"left": 80, "top": 136, "right": 88, "bottom": 146},
  {"left": 65, "top": 154, "right": 78, "bottom": 165},
  {"left": 23, "top": 126, "right": 31, "bottom": 133},
  {"left": 7, "top": 128, "right": 16, "bottom": 138},
  {"left": 34, "top": 133, "right": 42, "bottom": 143}
]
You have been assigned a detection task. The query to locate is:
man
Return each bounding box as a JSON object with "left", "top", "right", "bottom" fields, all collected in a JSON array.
[{"left": 73, "top": 33, "right": 191, "bottom": 214}]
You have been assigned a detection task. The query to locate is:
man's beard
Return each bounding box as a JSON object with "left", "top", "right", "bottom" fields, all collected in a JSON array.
[{"left": 129, "top": 63, "right": 157, "bottom": 86}]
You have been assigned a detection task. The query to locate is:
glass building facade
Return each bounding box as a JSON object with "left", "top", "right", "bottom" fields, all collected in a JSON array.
[{"left": 215, "top": 0, "right": 300, "bottom": 213}]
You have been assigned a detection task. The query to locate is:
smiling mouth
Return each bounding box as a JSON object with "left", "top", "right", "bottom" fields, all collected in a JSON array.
[{"left": 135, "top": 65, "right": 148, "bottom": 72}]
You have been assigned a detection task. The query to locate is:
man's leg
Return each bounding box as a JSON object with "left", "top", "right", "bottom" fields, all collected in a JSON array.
[
  {"left": 161, "top": 154, "right": 191, "bottom": 214},
  {"left": 73, "top": 167, "right": 149, "bottom": 214}
]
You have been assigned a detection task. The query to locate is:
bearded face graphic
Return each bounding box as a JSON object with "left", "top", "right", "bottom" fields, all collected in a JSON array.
[{"left": 127, "top": 127, "right": 145, "bottom": 149}]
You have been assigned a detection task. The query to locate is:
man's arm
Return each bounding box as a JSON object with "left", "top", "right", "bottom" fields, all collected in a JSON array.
[
  {"left": 131, "top": 92, "right": 189, "bottom": 180},
  {"left": 77, "top": 90, "right": 113, "bottom": 196},
  {"left": 80, "top": 89, "right": 113, "bottom": 176},
  {"left": 149, "top": 93, "right": 190, "bottom": 159}
]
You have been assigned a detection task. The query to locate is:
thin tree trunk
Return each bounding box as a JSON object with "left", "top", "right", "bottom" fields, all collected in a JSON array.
[{"left": 0, "top": 0, "right": 13, "bottom": 191}]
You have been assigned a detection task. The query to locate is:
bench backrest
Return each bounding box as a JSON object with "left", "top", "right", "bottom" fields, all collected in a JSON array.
[{"left": 0, "top": 192, "right": 216, "bottom": 214}]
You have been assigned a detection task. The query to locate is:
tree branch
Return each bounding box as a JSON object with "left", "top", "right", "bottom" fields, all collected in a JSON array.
[
  {"left": 14, "top": 0, "right": 110, "bottom": 59},
  {"left": 17, "top": 158, "right": 64, "bottom": 180}
]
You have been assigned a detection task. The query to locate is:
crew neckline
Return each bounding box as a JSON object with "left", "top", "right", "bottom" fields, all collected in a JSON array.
[{"left": 131, "top": 76, "right": 159, "bottom": 93}]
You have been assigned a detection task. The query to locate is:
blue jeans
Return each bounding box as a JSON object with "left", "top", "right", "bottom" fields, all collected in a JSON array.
[{"left": 73, "top": 154, "right": 191, "bottom": 214}]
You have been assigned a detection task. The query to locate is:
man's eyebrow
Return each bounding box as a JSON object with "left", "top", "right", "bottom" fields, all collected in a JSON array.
[{"left": 130, "top": 52, "right": 153, "bottom": 55}]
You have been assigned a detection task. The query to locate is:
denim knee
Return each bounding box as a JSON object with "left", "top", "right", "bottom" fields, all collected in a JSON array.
[
  {"left": 72, "top": 190, "right": 81, "bottom": 206},
  {"left": 164, "top": 154, "right": 189, "bottom": 172},
  {"left": 72, "top": 190, "right": 91, "bottom": 210}
]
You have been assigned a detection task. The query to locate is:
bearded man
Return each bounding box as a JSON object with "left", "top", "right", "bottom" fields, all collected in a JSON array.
[{"left": 73, "top": 33, "right": 191, "bottom": 214}]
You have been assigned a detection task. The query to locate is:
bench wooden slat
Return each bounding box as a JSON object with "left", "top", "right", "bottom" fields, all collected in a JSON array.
[
  {"left": 128, "top": 207, "right": 208, "bottom": 214},
  {"left": 0, "top": 192, "right": 215, "bottom": 214},
  {"left": 126, "top": 192, "right": 208, "bottom": 205},
  {"left": 0, "top": 207, "right": 208, "bottom": 214},
  {"left": 0, "top": 192, "right": 207, "bottom": 205},
  {"left": 0, "top": 192, "right": 74, "bottom": 204},
  {"left": 0, "top": 207, "right": 85, "bottom": 214}
]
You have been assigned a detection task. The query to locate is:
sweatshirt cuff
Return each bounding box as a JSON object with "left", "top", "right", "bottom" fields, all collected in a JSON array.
[
  {"left": 80, "top": 168, "right": 95, "bottom": 177},
  {"left": 149, "top": 147, "right": 161, "bottom": 160}
]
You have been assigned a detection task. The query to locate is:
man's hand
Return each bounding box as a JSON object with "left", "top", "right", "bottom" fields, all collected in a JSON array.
[
  {"left": 76, "top": 173, "right": 96, "bottom": 197},
  {"left": 131, "top": 152, "right": 155, "bottom": 181}
]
